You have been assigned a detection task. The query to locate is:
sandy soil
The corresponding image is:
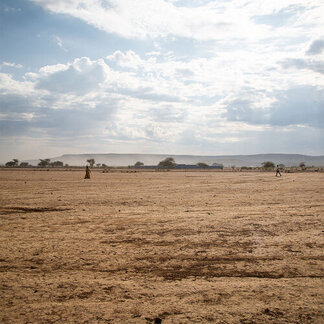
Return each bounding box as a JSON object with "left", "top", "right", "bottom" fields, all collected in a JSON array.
[{"left": 0, "top": 169, "right": 323, "bottom": 323}]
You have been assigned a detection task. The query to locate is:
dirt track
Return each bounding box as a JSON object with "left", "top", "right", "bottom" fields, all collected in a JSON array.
[{"left": 0, "top": 169, "right": 323, "bottom": 323}]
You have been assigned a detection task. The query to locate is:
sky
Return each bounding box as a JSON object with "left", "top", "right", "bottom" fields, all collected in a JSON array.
[{"left": 0, "top": 0, "right": 323, "bottom": 162}]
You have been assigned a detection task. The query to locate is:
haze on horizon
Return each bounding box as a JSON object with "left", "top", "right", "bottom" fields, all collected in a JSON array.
[{"left": 0, "top": 0, "right": 323, "bottom": 162}]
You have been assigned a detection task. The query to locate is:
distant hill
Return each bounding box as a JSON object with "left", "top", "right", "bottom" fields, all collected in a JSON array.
[{"left": 24, "top": 153, "right": 324, "bottom": 167}]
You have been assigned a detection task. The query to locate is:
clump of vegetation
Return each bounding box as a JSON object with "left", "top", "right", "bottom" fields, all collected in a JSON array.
[
  {"left": 134, "top": 161, "right": 144, "bottom": 167},
  {"left": 51, "top": 161, "right": 63, "bottom": 167},
  {"left": 196, "top": 162, "right": 209, "bottom": 168},
  {"left": 38, "top": 159, "right": 51, "bottom": 167},
  {"left": 213, "top": 162, "right": 224, "bottom": 169},
  {"left": 86, "top": 159, "right": 95, "bottom": 167},
  {"left": 262, "top": 161, "right": 275, "bottom": 169},
  {"left": 158, "top": 157, "right": 176, "bottom": 168},
  {"left": 5, "top": 159, "right": 19, "bottom": 167},
  {"left": 299, "top": 162, "right": 306, "bottom": 170}
]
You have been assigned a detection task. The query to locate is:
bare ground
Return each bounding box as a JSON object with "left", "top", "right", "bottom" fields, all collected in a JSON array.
[{"left": 0, "top": 169, "right": 323, "bottom": 323}]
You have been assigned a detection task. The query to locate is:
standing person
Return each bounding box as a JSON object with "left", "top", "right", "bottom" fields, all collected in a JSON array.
[
  {"left": 276, "top": 165, "right": 281, "bottom": 177},
  {"left": 84, "top": 165, "right": 91, "bottom": 179}
]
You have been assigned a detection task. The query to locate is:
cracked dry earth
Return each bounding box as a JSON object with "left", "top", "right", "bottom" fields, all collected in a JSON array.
[{"left": 0, "top": 169, "right": 323, "bottom": 323}]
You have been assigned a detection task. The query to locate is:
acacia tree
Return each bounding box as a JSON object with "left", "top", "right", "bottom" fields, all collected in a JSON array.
[
  {"left": 86, "top": 159, "right": 95, "bottom": 167},
  {"left": 158, "top": 157, "right": 176, "bottom": 168},
  {"left": 134, "top": 161, "right": 144, "bottom": 167},
  {"left": 5, "top": 159, "right": 19, "bottom": 167},
  {"left": 38, "top": 159, "right": 51, "bottom": 167},
  {"left": 5, "top": 160, "right": 16, "bottom": 167},
  {"left": 50, "top": 161, "right": 63, "bottom": 167},
  {"left": 299, "top": 162, "right": 306, "bottom": 170},
  {"left": 262, "top": 161, "right": 275, "bottom": 169}
]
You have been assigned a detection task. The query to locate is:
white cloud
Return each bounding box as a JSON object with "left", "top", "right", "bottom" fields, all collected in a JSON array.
[
  {"left": 33, "top": 57, "right": 110, "bottom": 95},
  {"left": 30, "top": 0, "right": 324, "bottom": 44},
  {"left": 0, "top": 73, "right": 34, "bottom": 95},
  {"left": 53, "top": 35, "right": 68, "bottom": 52},
  {"left": 1, "top": 62, "right": 23, "bottom": 69},
  {"left": 2, "top": 0, "right": 324, "bottom": 158},
  {"left": 106, "top": 50, "right": 143, "bottom": 69}
]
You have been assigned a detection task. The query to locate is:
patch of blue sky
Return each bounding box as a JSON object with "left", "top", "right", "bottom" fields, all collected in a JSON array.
[
  {"left": 171, "top": 0, "right": 214, "bottom": 8},
  {"left": 253, "top": 5, "right": 304, "bottom": 27}
]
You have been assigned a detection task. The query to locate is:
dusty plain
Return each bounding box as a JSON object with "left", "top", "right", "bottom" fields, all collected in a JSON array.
[{"left": 0, "top": 169, "right": 323, "bottom": 323}]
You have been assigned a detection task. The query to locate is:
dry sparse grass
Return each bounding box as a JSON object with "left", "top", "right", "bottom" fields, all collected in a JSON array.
[{"left": 0, "top": 170, "right": 323, "bottom": 323}]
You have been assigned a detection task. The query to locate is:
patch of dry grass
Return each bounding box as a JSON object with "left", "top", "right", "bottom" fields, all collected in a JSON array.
[{"left": 0, "top": 170, "right": 323, "bottom": 323}]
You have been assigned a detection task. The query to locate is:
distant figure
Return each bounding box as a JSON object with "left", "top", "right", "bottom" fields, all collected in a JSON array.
[
  {"left": 84, "top": 165, "right": 91, "bottom": 179},
  {"left": 275, "top": 165, "right": 281, "bottom": 177}
]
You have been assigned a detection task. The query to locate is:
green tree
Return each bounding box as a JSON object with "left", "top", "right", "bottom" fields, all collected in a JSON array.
[
  {"left": 87, "top": 159, "right": 95, "bottom": 167},
  {"left": 50, "top": 161, "right": 63, "bottom": 167},
  {"left": 262, "top": 161, "right": 275, "bottom": 169},
  {"left": 158, "top": 157, "right": 176, "bottom": 168},
  {"left": 19, "top": 162, "right": 29, "bottom": 167},
  {"left": 5, "top": 159, "right": 19, "bottom": 167},
  {"left": 38, "top": 159, "right": 51, "bottom": 167},
  {"left": 5, "top": 160, "right": 16, "bottom": 167},
  {"left": 134, "top": 161, "right": 144, "bottom": 167},
  {"left": 299, "top": 162, "right": 306, "bottom": 170}
]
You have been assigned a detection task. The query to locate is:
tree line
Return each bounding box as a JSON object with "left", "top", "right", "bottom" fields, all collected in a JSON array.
[
  {"left": 4, "top": 159, "right": 67, "bottom": 168},
  {"left": 3, "top": 157, "right": 309, "bottom": 170}
]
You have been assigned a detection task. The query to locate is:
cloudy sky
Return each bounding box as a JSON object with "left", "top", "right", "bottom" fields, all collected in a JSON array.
[{"left": 0, "top": 0, "right": 323, "bottom": 162}]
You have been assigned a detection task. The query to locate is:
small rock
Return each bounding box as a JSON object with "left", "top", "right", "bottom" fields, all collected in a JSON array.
[{"left": 154, "top": 318, "right": 162, "bottom": 324}]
